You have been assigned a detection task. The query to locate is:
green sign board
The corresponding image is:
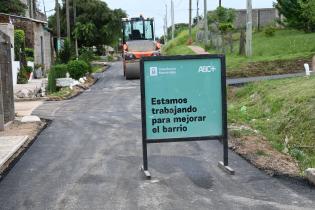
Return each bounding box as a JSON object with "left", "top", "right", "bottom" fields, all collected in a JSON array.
[{"left": 141, "top": 55, "right": 227, "bottom": 142}]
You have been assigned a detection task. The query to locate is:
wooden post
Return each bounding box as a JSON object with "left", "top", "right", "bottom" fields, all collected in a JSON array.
[{"left": 312, "top": 55, "right": 315, "bottom": 71}]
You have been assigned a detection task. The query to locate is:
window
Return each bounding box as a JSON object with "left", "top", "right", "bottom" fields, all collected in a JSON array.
[{"left": 123, "top": 19, "right": 154, "bottom": 42}]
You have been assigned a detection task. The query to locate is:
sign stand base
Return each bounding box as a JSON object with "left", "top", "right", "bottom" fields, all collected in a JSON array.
[
  {"left": 218, "top": 161, "right": 235, "bottom": 175},
  {"left": 141, "top": 166, "right": 151, "bottom": 179}
]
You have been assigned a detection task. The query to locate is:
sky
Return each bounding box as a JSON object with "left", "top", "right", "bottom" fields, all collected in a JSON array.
[{"left": 41, "top": 0, "right": 275, "bottom": 37}]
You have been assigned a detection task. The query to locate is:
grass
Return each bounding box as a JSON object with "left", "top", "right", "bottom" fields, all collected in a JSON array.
[
  {"left": 163, "top": 28, "right": 315, "bottom": 77},
  {"left": 228, "top": 75, "right": 315, "bottom": 171},
  {"left": 223, "top": 29, "right": 315, "bottom": 69},
  {"left": 162, "top": 29, "right": 196, "bottom": 56},
  {"left": 48, "top": 87, "right": 75, "bottom": 99},
  {"left": 91, "top": 65, "right": 105, "bottom": 73}
]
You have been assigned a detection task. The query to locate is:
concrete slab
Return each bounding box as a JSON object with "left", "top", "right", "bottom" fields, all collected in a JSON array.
[
  {"left": 306, "top": 168, "right": 315, "bottom": 185},
  {"left": 15, "top": 101, "right": 43, "bottom": 116},
  {"left": 0, "top": 136, "right": 28, "bottom": 168},
  {"left": 20, "top": 115, "right": 41, "bottom": 123}
]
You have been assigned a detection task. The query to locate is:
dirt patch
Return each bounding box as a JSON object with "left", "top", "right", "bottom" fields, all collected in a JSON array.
[
  {"left": 48, "top": 75, "right": 97, "bottom": 101},
  {"left": 2, "top": 120, "right": 46, "bottom": 137},
  {"left": 228, "top": 57, "right": 311, "bottom": 78},
  {"left": 229, "top": 131, "right": 300, "bottom": 177},
  {"left": 0, "top": 120, "right": 47, "bottom": 175}
]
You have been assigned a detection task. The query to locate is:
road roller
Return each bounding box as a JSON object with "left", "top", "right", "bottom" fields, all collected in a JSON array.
[{"left": 122, "top": 16, "right": 161, "bottom": 79}]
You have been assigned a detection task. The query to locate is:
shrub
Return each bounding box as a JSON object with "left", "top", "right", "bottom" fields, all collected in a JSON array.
[
  {"left": 14, "top": 29, "right": 25, "bottom": 61},
  {"left": 25, "top": 48, "right": 34, "bottom": 61},
  {"left": 17, "top": 67, "right": 28, "bottom": 84},
  {"left": 47, "top": 64, "right": 68, "bottom": 93},
  {"left": 24, "top": 66, "right": 33, "bottom": 73},
  {"left": 79, "top": 47, "right": 95, "bottom": 63},
  {"left": 67, "top": 60, "right": 89, "bottom": 80},
  {"left": 264, "top": 26, "right": 276, "bottom": 37}
]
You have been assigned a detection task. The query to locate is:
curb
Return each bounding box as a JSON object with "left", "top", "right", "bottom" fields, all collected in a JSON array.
[
  {"left": 305, "top": 168, "right": 315, "bottom": 186},
  {"left": 0, "top": 120, "right": 49, "bottom": 182}
]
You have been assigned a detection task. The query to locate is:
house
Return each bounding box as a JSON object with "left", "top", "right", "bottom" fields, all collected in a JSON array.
[{"left": 0, "top": 0, "right": 54, "bottom": 75}]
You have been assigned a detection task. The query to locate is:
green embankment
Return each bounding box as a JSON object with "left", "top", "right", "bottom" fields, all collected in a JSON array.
[
  {"left": 162, "top": 29, "right": 196, "bottom": 55},
  {"left": 221, "top": 29, "right": 315, "bottom": 69},
  {"left": 228, "top": 76, "right": 315, "bottom": 171},
  {"left": 163, "top": 29, "right": 315, "bottom": 77}
]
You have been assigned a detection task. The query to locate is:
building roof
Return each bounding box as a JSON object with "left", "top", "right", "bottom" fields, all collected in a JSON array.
[{"left": 0, "top": 13, "right": 47, "bottom": 24}]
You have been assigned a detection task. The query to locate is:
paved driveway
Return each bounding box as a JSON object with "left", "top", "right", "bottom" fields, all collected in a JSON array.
[{"left": 0, "top": 62, "right": 314, "bottom": 210}]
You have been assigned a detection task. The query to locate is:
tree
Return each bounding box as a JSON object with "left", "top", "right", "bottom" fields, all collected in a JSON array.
[
  {"left": 48, "top": 0, "right": 126, "bottom": 52},
  {"left": 276, "top": 0, "right": 315, "bottom": 32},
  {"left": 0, "top": 0, "right": 27, "bottom": 16}
]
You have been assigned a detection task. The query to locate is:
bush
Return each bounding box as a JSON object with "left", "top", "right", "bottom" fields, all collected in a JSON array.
[
  {"left": 24, "top": 66, "right": 33, "bottom": 73},
  {"left": 79, "top": 47, "right": 95, "bottom": 63},
  {"left": 264, "top": 26, "right": 276, "bottom": 37},
  {"left": 47, "top": 64, "right": 68, "bottom": 93},
  {"left": 17, "top": 68, "right": 28, "bottom": 84},
  {"left": 14, "top": 30, "right": 25, "bottom": 61},
  {"left": 67, "top": 60, "right": 89, "bottom": 80},
  {"left": 25, "top": 48, "right": 34, "bottom": 61}
]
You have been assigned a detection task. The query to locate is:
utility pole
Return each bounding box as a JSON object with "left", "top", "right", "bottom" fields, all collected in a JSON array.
[
  {"left": 165, "top": 4, "right": 168, "bottom": 43},
  {"left": 171, "top": 0, "right": 175, "bottom": 40},
  {"left": 246, "top": 0, "right": 252, "bottom": 57},
  {"left": 55, "top": 0, "right": 61, "bottom": 52},
  {"left": 42, "top": 0, "right": 47, "bottom": 18},
  {"left": 219, "top": 0, "right": 222, "bottom": 7},
  {"left": 66, "top": 0, "right": 71, "bottom": 41},
  {"left": 197, "top": 0, "right": 199, "bottom": 22},
  {"left": 189, "top": 0, "right": 192, "bottom": 43},
  {"left": 73, "top": 0, "right": 79, "bottom": 59},
  {"left": 204, "top": 0, "right": 208, "bottom": 45},
  {"left": 0, "top": 72, "right": 4, "bottom": 131}
]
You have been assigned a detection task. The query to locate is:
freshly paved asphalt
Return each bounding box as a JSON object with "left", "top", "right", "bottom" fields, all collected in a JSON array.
[{"left": 0, "top": 62, "right": 314, "bottom": 210}]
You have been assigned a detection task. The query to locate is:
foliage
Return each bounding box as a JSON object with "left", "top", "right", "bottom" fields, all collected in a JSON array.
[
  {"left": 17, "top": 67, "right": 28, "bottom": 84},
  {"left": 67, "top": 60, "right": 89, "bottom": 80},
  {"left": 25, "top": 48, "right": 34, "bottom": 57},
  {"left": 228, "top": 76, "right": 315, "bottom": 171},
  {"left": 276, "top": 0, "right": 315, "bottom": 32},
  {"left": 264, "top": 26, "right": 276, "bottom": 37},
  {"left": 57, "top": 39, "right": 73, "bottom": 64},
  {"left": 167, "top": 23, "right": 189, "bottom": 40},
  {"left": 24, "top": 66, "right": 33, "bottom": 73},
  {"left": 0, "top": 0, "right": 27, "bottom": 16},
  {"left": 208, "top": 6, "right": 235, "bottom": 32},
  {"left": 79, "top": 47, "right": 95, "bottom": 63},
  {"left": 47, "top": 64, "right": 68, "bottom": 93},
  {"left": 14, "top": 30, "right": 25, "bottom": 61},
  {"left": 48, "top": 0, "right": 127, "bottom": 51},
  {"left": 163, "top": 28, "right": 197, "bottom": 54}
]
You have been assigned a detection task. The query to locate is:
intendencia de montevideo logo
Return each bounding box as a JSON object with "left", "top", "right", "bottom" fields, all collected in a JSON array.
[{"left": 150, "top": 67, "right": 158, "bottom": 76}]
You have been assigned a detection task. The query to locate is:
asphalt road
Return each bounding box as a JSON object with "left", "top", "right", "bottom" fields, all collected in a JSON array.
[{"left": 0, "top": 62, "right": 314, "bottom": 210}]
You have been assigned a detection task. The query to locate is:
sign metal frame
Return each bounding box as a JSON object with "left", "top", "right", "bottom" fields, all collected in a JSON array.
[{"left": 140, "top": 54, "right": 233, "bottom": 178}]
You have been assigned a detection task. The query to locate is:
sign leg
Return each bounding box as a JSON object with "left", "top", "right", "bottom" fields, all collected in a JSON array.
[
  {"left": 141, "top": 140, "right": 151, "bottom": 179},
  {"left": 218, "top": 138, "right": 235, "bottom": 175}
]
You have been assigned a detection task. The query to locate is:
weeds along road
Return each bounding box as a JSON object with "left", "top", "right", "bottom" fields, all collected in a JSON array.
[{"left": 0, "top": 62, "right": 314, "bottom": 210}]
